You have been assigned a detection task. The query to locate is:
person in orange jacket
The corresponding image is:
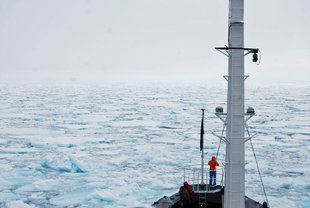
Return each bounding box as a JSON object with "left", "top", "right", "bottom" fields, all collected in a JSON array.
[
  {"left": 208, "top": 156, "right": 219, "bottom": 186},
  {"left": 179, "top": 181, "right": 195, "bottom": 207}
]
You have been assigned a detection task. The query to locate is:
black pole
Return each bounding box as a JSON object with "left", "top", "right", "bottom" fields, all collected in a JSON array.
[{"left": 200, "top": 109, "right": 205, "bottom": 151}]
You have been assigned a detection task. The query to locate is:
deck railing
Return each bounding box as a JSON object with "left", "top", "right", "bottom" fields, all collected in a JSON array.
[{"left": 182, "top": 164, "right": 224, "bottom": 192}]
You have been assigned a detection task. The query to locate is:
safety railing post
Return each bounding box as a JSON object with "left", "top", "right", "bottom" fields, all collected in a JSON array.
[{"left": 197, "top": 172, "right": 200, "bottom": 191}]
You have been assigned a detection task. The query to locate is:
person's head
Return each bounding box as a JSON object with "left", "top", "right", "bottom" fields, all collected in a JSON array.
[
  {"left": 212, "top": 156, "right": 216, "bottom": 161},
  {"left": 184, "top": 181, "right": 189, "bottom": 187},
  {"left": 262, "top": 202, "right": 268, "bottom": 208}
]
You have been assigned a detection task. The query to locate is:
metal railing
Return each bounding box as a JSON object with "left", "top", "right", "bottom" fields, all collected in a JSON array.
[{"left": 182, "top": 164, "right": 224, "bottom": 192}]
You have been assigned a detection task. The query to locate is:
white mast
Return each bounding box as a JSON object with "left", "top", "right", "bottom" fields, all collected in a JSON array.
[
  {"left": 225, "top": 0, "right": 245, "bottom": 207},
  {"left": 215, "top": 1, "right": 259, "bottom": 207}
]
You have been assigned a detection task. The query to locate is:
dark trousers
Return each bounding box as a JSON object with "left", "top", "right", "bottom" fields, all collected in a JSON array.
[{"left": 209, "top": 170, "right": 216, "bottom": 185}]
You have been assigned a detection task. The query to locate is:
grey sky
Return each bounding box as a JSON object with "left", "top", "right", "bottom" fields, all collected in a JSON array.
[{"left": 0, "top": 0, "right": 309, "bottom": 84}]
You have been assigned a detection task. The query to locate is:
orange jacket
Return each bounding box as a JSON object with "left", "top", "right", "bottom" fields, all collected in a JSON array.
[{"left": 208, "top": 156, "right": 219, "bottom": 170}]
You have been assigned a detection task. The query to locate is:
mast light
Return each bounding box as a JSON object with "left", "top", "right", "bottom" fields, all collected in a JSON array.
[
  {"left": 246, "top": 107, "right": 255, "bottom": 115},
  {"left": 215, "top": 106, "right": 224, "bottom": 113},
  {"left": 252, "top": 53, "right": 258, "bottom": 62}
]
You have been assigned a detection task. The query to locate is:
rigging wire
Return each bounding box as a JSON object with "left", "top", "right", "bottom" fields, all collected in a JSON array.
[
  {"left": 215, "top": 124, "right": 225, "bottom": 186},
  {"left": 216, "top": 124, "right": 226, "bottom": 160},
  {"left": 246, "top": 125, "right": 270, "bottom": 207}
]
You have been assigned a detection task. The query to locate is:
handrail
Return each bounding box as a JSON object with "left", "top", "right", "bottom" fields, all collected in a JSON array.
[{"left": 182, "top": 165, "right": 224, "bottom": 192}]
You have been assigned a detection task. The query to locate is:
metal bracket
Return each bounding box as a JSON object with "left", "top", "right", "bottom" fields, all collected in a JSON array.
[
  {"left": 215, "top": 47, "right": 259, "bottom": 57},
  {"left": 215, "top": 113, "right": 227, "bottom": 124},
  {"left": 245, "top": 113, "right": 255, "bottom": 123},
  {"left": 223, "top": 75, "right": 249, "bottom": 82},
  {"left": 211, "top": 131, "right": 230, "bottom": 143},
  {"left": 242, "top": 133, "right": 258, "bottom": 144},
  {"left": 216, "top": 47, "right": 230, "bottom": 57}
]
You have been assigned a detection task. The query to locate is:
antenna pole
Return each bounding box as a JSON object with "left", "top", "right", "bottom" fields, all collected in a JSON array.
[
  {"left": 200, "top": 108, "right": 205, "bottom": 185},
  {"left": 201, "top": 143, "right": 204, "bottom": 185}
]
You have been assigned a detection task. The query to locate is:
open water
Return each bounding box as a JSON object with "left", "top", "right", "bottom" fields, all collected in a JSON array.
[{"left": 0, "top": 83, "right": 309, "bottom": 208}]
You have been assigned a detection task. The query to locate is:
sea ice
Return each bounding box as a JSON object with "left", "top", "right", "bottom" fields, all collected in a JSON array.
[{"left": 0, "top": 84, "right": 309, "bottom": 207}]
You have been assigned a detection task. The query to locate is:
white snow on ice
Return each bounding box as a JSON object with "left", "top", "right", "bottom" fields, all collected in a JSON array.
[{"left": 0, "top": 83, "right": 309, "bottom": 207}]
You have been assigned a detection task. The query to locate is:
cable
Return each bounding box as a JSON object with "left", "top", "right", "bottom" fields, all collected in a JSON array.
[
  {"left": 216, "top": 124, "right": 225, "bottom": 160},
  {"left": 246, "top": 125, "right": 270, "bottom": 207},
  {"left": 215, "top": 124, "right": 225, "bottom": 186}
]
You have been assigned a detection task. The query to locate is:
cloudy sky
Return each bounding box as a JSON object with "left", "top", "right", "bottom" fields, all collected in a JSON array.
[{"left": 0, "top": 0, "right": 309, "bottom": 84}]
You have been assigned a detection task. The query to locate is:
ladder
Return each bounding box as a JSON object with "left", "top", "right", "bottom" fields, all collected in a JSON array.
[{"left": 198, "top": 192, "right": 206, "bottom": 208}]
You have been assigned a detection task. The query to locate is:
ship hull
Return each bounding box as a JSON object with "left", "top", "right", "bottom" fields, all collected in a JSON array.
[{"left": 152, "top": 185, "right": 263, "bottom": 208}]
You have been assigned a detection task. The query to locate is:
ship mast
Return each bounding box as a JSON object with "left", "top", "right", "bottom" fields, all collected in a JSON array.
[
  {"left": 224, "top": 0, "right": 245, "bottom": 208},
  {"left": 214, "top": 0, "right": 259, "bottom": 206},
  {"left": 215, "top": 0, "right": 259, "bottom": 206},
  {"left": 225, "top": 0, "right": 245, "bottom": 207}
]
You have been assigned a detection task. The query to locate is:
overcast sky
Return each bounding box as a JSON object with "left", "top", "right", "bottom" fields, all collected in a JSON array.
[{"left": 0, "top": 0, "right": 309, "bottom": 85}]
